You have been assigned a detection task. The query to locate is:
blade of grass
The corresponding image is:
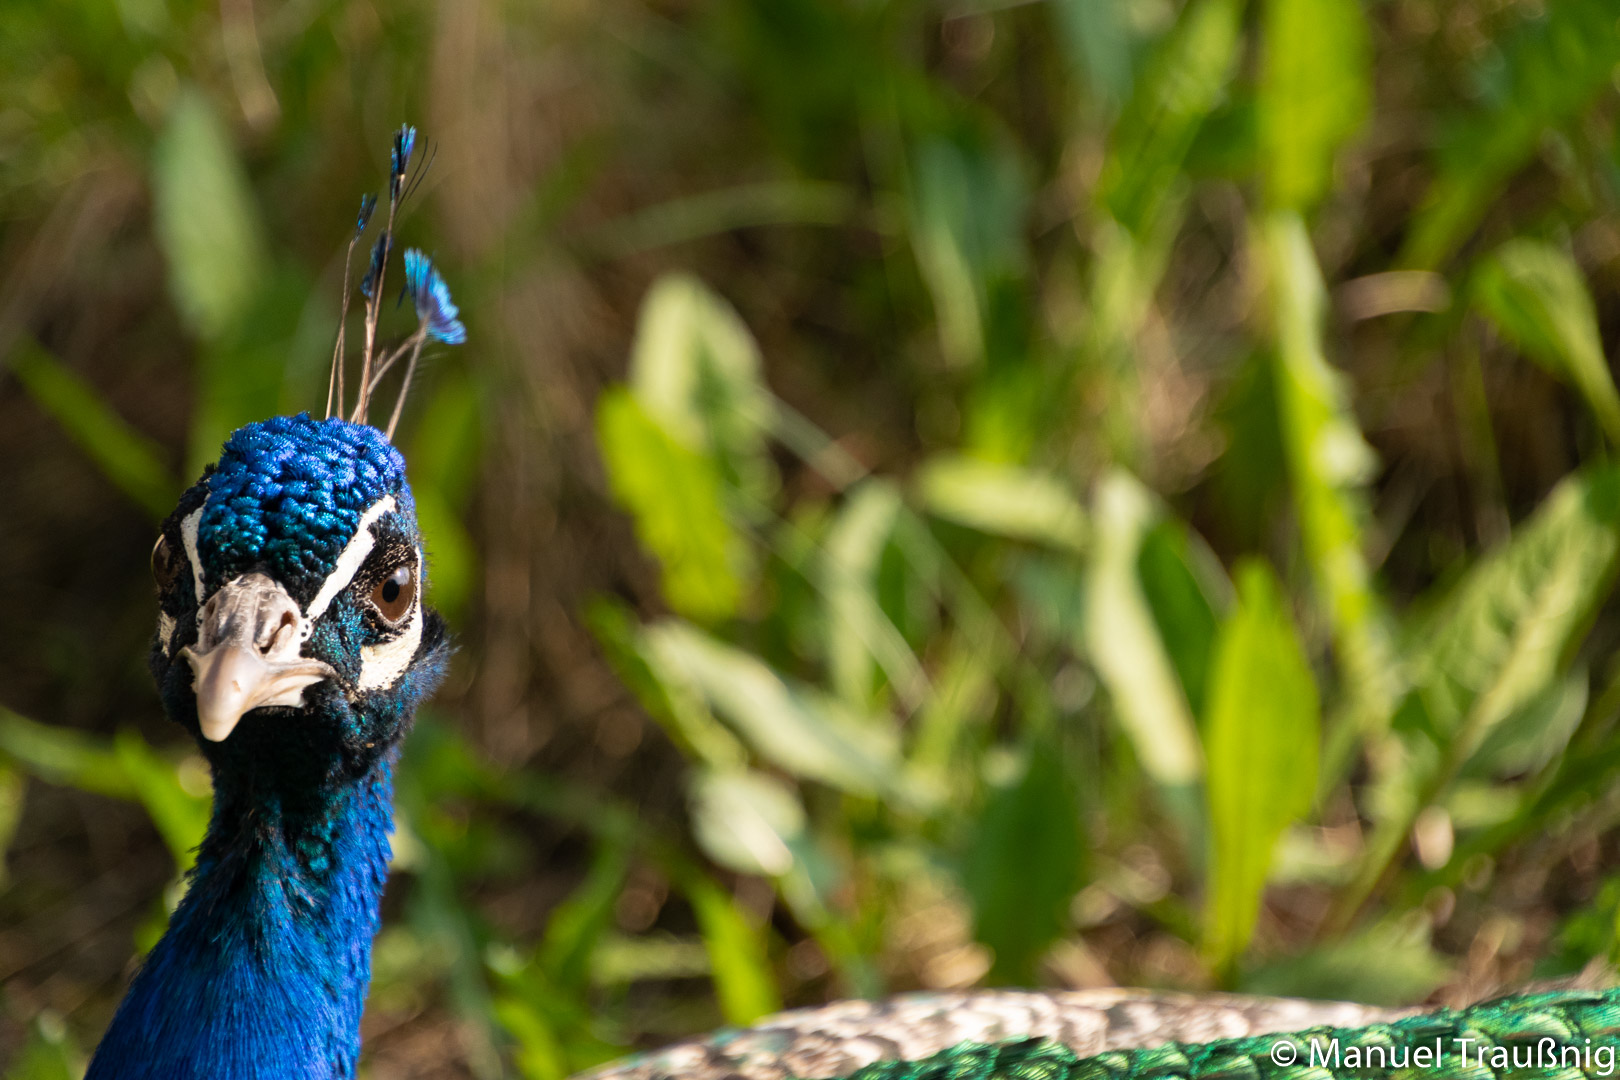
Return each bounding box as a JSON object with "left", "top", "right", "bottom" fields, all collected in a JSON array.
[
  {"left": 1261, "top": 212, "right": 1400, "bottom": 755},
  {"left": 822, "top": 480, "right": 925, "bottom": 709},
  {"left": 7, "top": 340, "right": 179, "bottom": 521},
  {"left": 678, "top": 871, "right": 781, "bottom": 1025},
  {"left": 1257, "top": 0, "right": 1369, "bottom": 211},
  {"left": 1085, "top": 470, "right": 1204, "bottom": 836}
]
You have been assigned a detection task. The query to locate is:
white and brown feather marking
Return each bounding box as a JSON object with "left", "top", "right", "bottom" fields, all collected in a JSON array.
[
  {"left": 179, "top": 508, "right": 205, "bottom": 621},
  {"left": 157, "top": 611, "right": 177, "bottom": 655},
  {"left": 357, "top": 547, "right": 421, "bottom": 691},
  {"left": 304, "top": 495, "right": 397, "bottom": 623}
]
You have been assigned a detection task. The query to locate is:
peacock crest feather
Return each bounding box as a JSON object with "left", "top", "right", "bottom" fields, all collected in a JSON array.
[{"left": 325, "top": 123, "right": 457, "bottom": 438}]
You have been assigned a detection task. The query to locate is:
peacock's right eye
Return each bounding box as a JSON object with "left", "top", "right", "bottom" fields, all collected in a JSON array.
[
  {"left": 369, "top": 563, "right": 415, "bottom": 624},
  {"left": 151, "top": 534, "right": 183, "bottom": 593}
]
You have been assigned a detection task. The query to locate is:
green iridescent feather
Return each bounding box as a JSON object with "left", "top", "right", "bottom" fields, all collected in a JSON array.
[{"left": 839, "top": 989, "right": 1620, "bottom": 1080}]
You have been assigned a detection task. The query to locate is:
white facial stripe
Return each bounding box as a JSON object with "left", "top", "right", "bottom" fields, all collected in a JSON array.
[
  {"left": 304, "top": 495, "right": 397, "bottom": 621},
  {"left": 357, "top": 581, "right": 423, "bottom": 691},
  {"left": 157, "top": 611, "right": 176, "bottom": 655},
  {"left": 180, "top": 509, "right": 205, "bottom": 620}
]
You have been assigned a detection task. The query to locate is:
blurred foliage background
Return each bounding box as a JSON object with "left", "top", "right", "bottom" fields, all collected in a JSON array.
[{"left": 6, "top": 0, "right": 1620, "bottom": 1076}]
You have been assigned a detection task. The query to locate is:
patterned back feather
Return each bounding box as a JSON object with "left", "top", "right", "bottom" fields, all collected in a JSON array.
[
  {"left": 578, "top": 990, "right": 1412, "bottom": 1080},
  {"left": 582, "top": 987, "right": 1620, "bottom": 1080}
]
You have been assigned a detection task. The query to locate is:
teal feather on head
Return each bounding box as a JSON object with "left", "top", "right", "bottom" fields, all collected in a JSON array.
[{"left": 196, "top": 414, "right": 409, "bottom": 599}]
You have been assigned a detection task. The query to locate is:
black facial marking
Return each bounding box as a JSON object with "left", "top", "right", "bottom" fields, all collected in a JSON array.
[{"left": 151, "top": 477, "right": 210, "bottom": 628}]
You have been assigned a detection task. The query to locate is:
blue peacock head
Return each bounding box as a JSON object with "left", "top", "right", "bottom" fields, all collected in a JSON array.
[
  {"left": 144, "top": 124, "right": 460, "bottom": 787},
  {"left": 148, "top": 415, "right": 449, "bottom": 782}
]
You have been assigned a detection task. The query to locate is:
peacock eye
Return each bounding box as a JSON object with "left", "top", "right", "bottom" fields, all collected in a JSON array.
[
  {"left": 151, "top": 534, "right": 182, "bottom": 593},
  {"left": 370, "top": 564, "right": 415, "bottom": 623}
]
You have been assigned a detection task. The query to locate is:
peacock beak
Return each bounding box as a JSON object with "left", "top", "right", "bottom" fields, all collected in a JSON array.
[{"left": 179, "top": 572, "right": 336, "bottom": 742}]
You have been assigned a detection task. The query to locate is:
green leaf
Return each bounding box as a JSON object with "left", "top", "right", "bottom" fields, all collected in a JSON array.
[
  {"left": 820, "top": 480, "right": 925, "bottom": 709},
  {"left": 1401, "top": 0, "right": 1620, "bottom": 269},
  {"left": 915, "top": 454, "right": 1087, "bottom": 553},
  {"left": 689, "top": 767, "right": 807, "bottom": 878},
  {"left": 1212, "top": 353, "right": 1289, "bottom": 549},
  {"left": 1411, "top": 465, "right": 1620, "bottom": 760},
  {"left": 1257, "top": 0, "right": 1370, "bottom": 210},
  {"left": 596, "top": 387, "right": 747, "bottom": 621},
  {"left": 539, "top": 840, "right": 631, "bottom": 993},
  {"left": 590, "top": 934, "right": 712, "bottom": 986},
  {"left": 909, "top": 132, "right": 1029, "bottom": 368},
  {"left": 1098, "top": 0, "right": 1245, "bottom": 237},
  {"left": 7, "top": 339, "right": 179, "bottom": 521},
  {"left": 490, "top": 994, "right": 567, "bottom": 1080},
  {"left": 0, "top": 707, "right": 136, "bottom": 799},
  {"left": 1548, "top": 874, "right": 1620, "bottom": 973},
  {"left": 682, "top": 872, "right": 781, "bottom": 1025},
  {"left": 408, "top": 373, "right": 484, "bottom": 623},
  {"left": 489, "top": 935, "right": 629, "bottom": 1080},
  {"left": 629, "top": 274, "right": 776, "bottom": 503},
  {"left": 1473, "top": 239, "right": 1620, "bottom": 445},
  {"left": 1263, "top": 211, "right": 1399, "bottom": 737},
  {"left": 152, "top": 86, "right": 266, "bottom": 343},
  {"left": 1088, "top": 0, "right": 1243, "bottom": 459},
  {"left": 642, "top": 621, "right": 903, "bottom": 798},
  {"left": 1241, "top": 919, "right": 1450, "bottom": 1005},
  {"left": 1465, "top": 668, "right": 1587, "bottom": 779},
  {"left": 1137, "top": 519, "right": 1230, "bottom": 720},
  {"left": 0, "top": 762, "right": 24, "bottom": 887},
  {"left": 585, "top": 598, "right": 747, "bottom": 769},
  {"left": 1010, "top": 553, "right": 1089, "bottom": 650},
  {"left": 961, "top": 746, "right": 1083, "bottom": 984},
  {"left": 1204, "top": 560, "right": 1320, "bottom": 970},
  {"left": 1345, "top": 469, "right": 1620, "bottom": 913},
  {"left": 113, "top": 730, "right": 210, "bottom": 874},
  {"left": 1050, "top": 0, "right": 1135, "bottom": 108},
  {"left": 1085, "top": 470, "right": 1203, "bottom": 790},
  {"left": 186, "top": 265, "right": 322, "bottom": 477},
  {"left": 4, "top": 1014, "right": 79, "bottom": 1080},
  {"left": 0, "top": 710, "right": 207, "bottom": 874}
]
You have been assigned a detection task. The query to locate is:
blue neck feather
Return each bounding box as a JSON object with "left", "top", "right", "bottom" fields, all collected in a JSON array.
[{"left": 86, "top": 752, "right": 399, "bottom": 1080}]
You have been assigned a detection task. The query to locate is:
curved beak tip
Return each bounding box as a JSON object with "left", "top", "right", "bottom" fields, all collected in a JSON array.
[
  {"left": 185, "top": 645, "right": 265, "bottom": 742},
  {"left": 183, "top": 643, "right": 334, "bottom": 742}
]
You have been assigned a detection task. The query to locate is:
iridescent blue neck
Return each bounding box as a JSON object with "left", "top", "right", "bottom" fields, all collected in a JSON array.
[{"left": 86, "top": 753, "right": 398, "bottom": 1080}]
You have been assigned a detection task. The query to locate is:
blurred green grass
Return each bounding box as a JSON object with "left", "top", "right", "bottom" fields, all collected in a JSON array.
[{"left": 6, "top": 0, "right": 1620, "bottom": 1076}]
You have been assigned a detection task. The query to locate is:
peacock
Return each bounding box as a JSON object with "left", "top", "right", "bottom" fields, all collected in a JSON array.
[
  {"left": 85, "top": 128, "right": 1620, "bottom": 1080},
  {"left": 85, "top": 125, "right": 461, "bottom": 1080}
]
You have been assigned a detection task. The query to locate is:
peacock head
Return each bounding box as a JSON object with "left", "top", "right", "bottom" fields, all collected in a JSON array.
[
  {"left": 147, "top": 414, "right": 448, "bottom": 783},
  {"left": 141, "top": 125, "right": 460, "bottom": 791}
]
